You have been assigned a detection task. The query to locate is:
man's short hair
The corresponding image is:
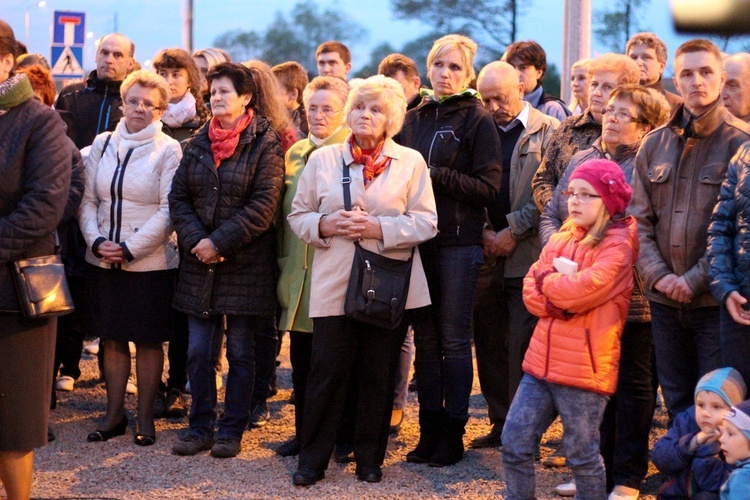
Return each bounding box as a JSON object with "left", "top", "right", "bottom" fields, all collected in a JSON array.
[
  {"left": 505, "top": 40, "right": 547, "bottom": 77},
  {"left": 316, "top": 41, "right": 351, "bottom": 65},
  {"left": 378, "top": 53, "right": 419, "bottom": 79},
  {"left": 272, "top": 61, "right": 309, "bottom": 106},
  {"left": 626, "top": 32, "right": 669, "bottom": 64},
  {"left": 675, "top": 39, "right": 722, "bottom": 65},
  {"left": 96, "top": 33, "right": 135, "bottom": 58}
]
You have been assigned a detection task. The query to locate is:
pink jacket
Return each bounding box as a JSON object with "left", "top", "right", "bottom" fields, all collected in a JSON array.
[{"left": 522, "top": 217, "right": 638, "bottom": 395}]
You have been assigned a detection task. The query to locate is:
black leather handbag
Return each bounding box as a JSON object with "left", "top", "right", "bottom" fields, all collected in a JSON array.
[
  {"left": 341, "top": 160, "right": 412, "bottom": 330},
  {"left": 13, "top": 252, "right": 75, "bottom": 319}
]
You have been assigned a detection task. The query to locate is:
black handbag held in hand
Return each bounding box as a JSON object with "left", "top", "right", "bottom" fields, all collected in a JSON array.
[{"left": 341, "top": 160, "right": 413, "bottom": 330}]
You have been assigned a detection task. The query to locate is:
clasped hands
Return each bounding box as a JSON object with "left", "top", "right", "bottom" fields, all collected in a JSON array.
[
  {"left": 97, "top": 240, "right": 126, "bottom": 264},
  {"left": 654, "top": 273, "right": 694, "bottom": 304},
  {"left": 482, "top": 228, "right": 516, "bottom": 257},
  {"left": 319, "top": 209, "right": 382, "bottom": 241},
  {"left": 191, "top": 238, "right": 225, "bottom": 265}
]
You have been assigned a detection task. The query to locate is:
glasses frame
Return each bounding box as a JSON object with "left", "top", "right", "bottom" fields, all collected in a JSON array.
[{"left": 561, "top": 190, "right": 602, "bottom": 203}]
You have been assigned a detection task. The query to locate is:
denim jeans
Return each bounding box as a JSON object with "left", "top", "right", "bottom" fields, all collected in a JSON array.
[
  {"left": 412, "top": 244, "right": 483, "bottom": 419},
  {"left": 720, "top": 306, "right": 750, "bottom": 387},
  {"left": 186, "top": 314, "right": 274, "bottom": 440},
  {"left": 252, "top": 324, "right": 279, "bottom": 402},
  {"left": 650, "top": 302, "right": 722, "bottom": 419},
  {"left": 393, "top": 327, "right": 414, "bottom": 410},
  {"left": 502, "top": 374, "right": 608, "bottom": 500}
]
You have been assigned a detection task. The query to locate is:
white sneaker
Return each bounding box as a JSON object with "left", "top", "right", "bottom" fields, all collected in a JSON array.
[
  {"left": 555, "top": 480, "right": 576, "bottom": 497},
  {"left": 126, "top": 376, "right": 138, "bottom": 395},
  {"left": 55, "top": 375, "right": 75, "bottom": 391},
  {"left": 83, "top": 338, "right": 100, "bottom": 355},
  {"left": 609, "top": 485, "right": 639, "bottom": 500}
]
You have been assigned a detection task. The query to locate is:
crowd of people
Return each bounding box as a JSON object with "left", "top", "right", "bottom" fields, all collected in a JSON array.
[{"left": 3, "top": 13, "right": 750, "bottom": 500}]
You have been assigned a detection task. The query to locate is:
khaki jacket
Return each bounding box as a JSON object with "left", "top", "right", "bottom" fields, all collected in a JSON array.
[
  {"left": 493, "top": 107, "right": 560, "bottom": 278},
  {"left": 288, "top": 137, "right": 438, "bottom": 318},
  {"left": 630, "top": 100, "right": 750, "bottom": 308}
]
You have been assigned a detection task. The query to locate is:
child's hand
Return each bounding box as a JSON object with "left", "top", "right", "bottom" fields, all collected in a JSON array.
[{"left": 696, "top": 429, "right": 720, "bottom": 445}]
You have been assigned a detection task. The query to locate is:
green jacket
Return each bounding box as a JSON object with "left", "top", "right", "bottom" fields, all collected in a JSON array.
[{"left": 277, "top": 126, "right": 350, "bottom": 332}]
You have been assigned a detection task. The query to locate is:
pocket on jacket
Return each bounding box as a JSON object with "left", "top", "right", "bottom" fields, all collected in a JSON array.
[
  {"left": 428, "top": 127, "right": 461, "bottom": 169},
  {"left": 647, "top": 163, "right": 673, "bottom": 184},
  {"left": 698, "top": 163, "right": 727, "bottom": 185}
]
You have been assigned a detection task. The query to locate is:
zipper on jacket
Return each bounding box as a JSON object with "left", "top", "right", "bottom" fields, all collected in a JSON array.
[
  {"left": 107, "top": 148, "right": 134, "bottom": 269},
  {"left": 544, "top": 319, "right": 554, "bottom": 377},
  {"left": 585, "top": 327, "right": 597, "bottom": 374},
  {"left": 96, "top": 85, "right": 109, "bottom": 135}
]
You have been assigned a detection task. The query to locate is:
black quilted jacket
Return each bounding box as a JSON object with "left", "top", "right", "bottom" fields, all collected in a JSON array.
[
  {"left": 708, "top": 142, "right": 750, "bottom": 304},
  {"left": 0, "top": 96, "right": 72, "bottom": 312},
  {"left": 169, "top": 113, "right": 284, "bottom": 317}
]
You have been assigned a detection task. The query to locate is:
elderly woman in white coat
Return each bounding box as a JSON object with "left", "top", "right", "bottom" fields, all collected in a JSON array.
[
  {"left": 288, "top": 75, "right": 438, "bottom": 486},
  {"left": 79, "top": 70, "right": 182, "bottom": 447}
]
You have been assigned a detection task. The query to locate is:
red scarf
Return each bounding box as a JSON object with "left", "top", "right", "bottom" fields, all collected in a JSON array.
[
  {"left": 348, "top": 135, "right": 391, "bottom": 187},
  {"left": 209, "top": 109, "right": 255, "bottom": 167}
]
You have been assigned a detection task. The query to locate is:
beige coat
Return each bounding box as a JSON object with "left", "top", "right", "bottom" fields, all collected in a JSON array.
[{"left": 288, "top": 136, "right": 438, "bottom": 318}]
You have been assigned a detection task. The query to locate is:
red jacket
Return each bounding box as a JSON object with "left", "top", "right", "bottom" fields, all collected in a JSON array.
[{"left": 522, "top": 217, "right": 638, "bottom": 395}]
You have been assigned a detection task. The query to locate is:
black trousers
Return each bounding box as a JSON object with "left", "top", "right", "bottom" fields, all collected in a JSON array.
[
  {"left": 473, "top": 261, "right": 537, "bottom": 430},
  {"left": 298, "top": 316, "right": 407, "bottom": 471},
  {"left": 599, "top": 321, "right": 657, "bottom": 491}
]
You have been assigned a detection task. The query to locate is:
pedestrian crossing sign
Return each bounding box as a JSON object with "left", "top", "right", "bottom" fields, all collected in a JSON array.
[{"left": 51, "top": 45, "right": 84, "bottom": 79}]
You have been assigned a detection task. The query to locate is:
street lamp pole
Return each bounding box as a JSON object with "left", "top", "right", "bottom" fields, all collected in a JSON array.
[{"left": 24, "top": 0, "right": 47, "bottom": 48}]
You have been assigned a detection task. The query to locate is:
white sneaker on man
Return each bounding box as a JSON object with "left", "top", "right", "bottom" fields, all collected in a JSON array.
[
  {"left": 609, "top": 485, "right": 639, "bottom": 500},
  {"left": 555, "top": 480, "right": 576, "bottom": 497},
  {"left": 126, "top": 376, "right": 137, "bottom": 395},
  {"left": 55, "top": 375, "right": 75, "bottom": 392},
  {"left": 83, "top": 338, "right": 99, "bottom": 355}
]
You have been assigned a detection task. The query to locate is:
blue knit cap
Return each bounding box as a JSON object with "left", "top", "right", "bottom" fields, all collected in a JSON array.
[
  {"left": 724, "top": 400, "right": 750, "bottom": 441},
  {"left": 694, "top": 367, "right": 747, "bottom": 407}
]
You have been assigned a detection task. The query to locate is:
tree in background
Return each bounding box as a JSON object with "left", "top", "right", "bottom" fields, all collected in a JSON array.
[
  {"left": 594, "top": 0, "right": 648, "bottom": 52},
  {"left": 391, "top": 0, "right": 527, "bottom": 62},
  {"left": 213, "top": 1, "right": 365, "bottom": 74}
]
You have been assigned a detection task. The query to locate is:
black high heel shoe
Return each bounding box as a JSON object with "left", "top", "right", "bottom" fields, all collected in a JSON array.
[{"left": 87, "top": 415, "right": 128, "bottom": 442}]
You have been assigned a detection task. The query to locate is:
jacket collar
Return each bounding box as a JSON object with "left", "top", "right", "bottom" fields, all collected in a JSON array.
[
  {"left": 572, "top": 108, "right": 600, "bottom": 130},
  {"left": 668, "top": 98, "right": 729, "bottom": 138},
  {"left": 302, "top": 126, "right": 350, "bottom": 161},
  {"left": 647, "top": 78, "right": 666, "bottom": 94},
  {"left": 85, "top": 70, "right": 123, "bottom": 95},
  {"left": 590, "top": 137, "right": 639, "bottom": 163}
]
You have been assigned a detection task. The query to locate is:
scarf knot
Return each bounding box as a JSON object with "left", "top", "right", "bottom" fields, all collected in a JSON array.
[
  {"left": 209, "top": 109, "right": 254, "bottom": 167},
  {"left": 162, "top": 91, "right": 197, "bottom": 128},
  {"left": 348, "top": 135, "right": 391, "bottom": 187}
]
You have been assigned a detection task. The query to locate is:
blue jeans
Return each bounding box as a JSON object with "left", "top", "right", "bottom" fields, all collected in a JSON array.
[
  {"left": 650, "top": 302, "right": 722, "bottom": 419},
  {"left": 502, "top": 374, "right": 608, "bottom": 500},
  {"left": 412, "top": 244, "right": 483, "bottom": 419},
  {"left": 393, "top": 327, "right": 414, "bottom": 410},
  {"left": 186, "top": 314, "right": 275, "bottom": 440}
]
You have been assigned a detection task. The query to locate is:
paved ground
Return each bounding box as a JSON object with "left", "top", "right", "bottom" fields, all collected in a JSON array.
[{"left": 29, "top": 338, "right": 667, "bottom": 499}]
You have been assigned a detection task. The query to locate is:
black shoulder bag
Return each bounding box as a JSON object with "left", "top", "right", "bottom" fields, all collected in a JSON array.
[
  {"left": 13, "top": 231, "right": 75, "bottom": 318},
  {"left": 342, "top": 160, "right": 413, "bottom": 330}
]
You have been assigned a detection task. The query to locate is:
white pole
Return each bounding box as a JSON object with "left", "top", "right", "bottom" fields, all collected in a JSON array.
[
  {"left": 182, "top": 0, "right": 193, "bottom": 53},
  {"left": 562, "top": 0, "right": 591, "bottom": 106}
]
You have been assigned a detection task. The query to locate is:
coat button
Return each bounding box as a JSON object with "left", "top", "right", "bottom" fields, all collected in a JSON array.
[
  {"left": 208, "top": 268, "right": 214, "bottom": 274},
  {"left": 202, "top": 311, "right": 209, "bottom": 317},
  {"left": 213, "top": 187, "right": 218, "bottom": 191}
]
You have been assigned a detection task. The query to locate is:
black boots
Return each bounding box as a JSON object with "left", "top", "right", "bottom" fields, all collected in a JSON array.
[
  {"left": 406, "top": 409, "right": 442, "bottom": 463},
  {"left": 428, "top": 414, "right": 469, "bottom": 467}
]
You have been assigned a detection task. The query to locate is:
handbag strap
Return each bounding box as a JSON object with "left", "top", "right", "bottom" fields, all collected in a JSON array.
[
  {"left": 341, "top": 157, "right": 414, "bottom": 260},
  {"left": 342, "top": 158, "right": 352, "bottom": 211}
]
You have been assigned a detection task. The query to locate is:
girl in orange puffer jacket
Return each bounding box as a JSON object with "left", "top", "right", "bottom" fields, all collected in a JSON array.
[{"left": 500, "top": 159, "right": 639, "bottom": 500}]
